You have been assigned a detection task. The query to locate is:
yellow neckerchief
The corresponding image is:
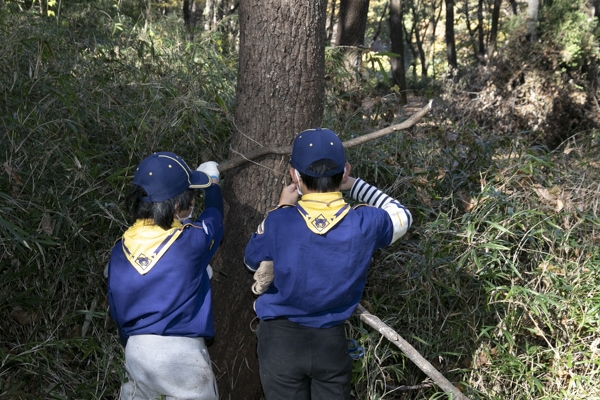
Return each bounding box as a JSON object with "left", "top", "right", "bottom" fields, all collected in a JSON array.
[
  {"left": 296, "top": 192, "right": 351, "bottom": 234},
  {"left": 121, "top": 219, "right": 184, "bottom": 275}
]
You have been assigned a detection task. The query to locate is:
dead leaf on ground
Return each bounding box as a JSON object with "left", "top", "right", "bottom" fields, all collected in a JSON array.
[
  {"left": 532, "top": 184, "right": 555, "bottom": 202},
  {"left": 10, "top": 307, "right": 37, "bottom": 325},
  {"left": 3, "top": 162, "right": 23, "bottom": 186},
  {"left": 39, "top": 213, "right": 54, "bottom": 235}
]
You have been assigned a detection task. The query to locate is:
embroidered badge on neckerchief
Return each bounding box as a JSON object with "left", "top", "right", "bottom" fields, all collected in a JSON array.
[
  {"left": 296, "top": 192, "right": 351, "bottom": 234},
  {"left": 121, "top": 219, "right": 184, "bottom": 275}
]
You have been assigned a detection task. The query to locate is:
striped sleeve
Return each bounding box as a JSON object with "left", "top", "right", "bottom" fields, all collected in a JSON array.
[{"left": 349, "top": 178, "right": 412, "bottom": 244}]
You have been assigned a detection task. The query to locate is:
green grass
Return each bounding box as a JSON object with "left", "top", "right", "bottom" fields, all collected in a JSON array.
[
  {"left": 2, "top": 3, "right": 600, "bottom": 400},
  {"left": 0, "top": 6, "right": 236, "bottom": 399},
  {"left": 346, "top": 126, "right": 600, "bottom": 398}
]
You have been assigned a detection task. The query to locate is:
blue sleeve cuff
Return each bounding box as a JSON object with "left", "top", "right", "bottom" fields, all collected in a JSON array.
[{"left": 204, "top": 184, "right": 224, "bottom": 217}]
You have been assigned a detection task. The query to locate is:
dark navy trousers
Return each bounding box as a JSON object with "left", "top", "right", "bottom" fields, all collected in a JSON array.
[{"left": 257, "top": 318, "right": 352, "bottom": 400}]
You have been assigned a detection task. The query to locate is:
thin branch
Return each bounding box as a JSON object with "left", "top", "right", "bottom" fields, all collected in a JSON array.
[
  {"left": 386, "top": 382, "right": 433, "bottom": 392},
  {"left": 217, "top": 101, "right": 433, "bottom": 173},
  {"left": 354, "top": 303, "right": 470, "bottom": 400}
]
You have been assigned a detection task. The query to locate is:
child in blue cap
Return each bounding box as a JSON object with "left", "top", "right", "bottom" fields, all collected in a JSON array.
[
  {"left": 244, "top": 128, "right": 413, "bottom": 399},
  {"left": 106, "top": 152, "right": 223, "bottom": 400}
]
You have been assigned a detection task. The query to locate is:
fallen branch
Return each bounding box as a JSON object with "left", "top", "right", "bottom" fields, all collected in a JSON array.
[
  {"left": 218, "top": 100, "right": 433, "bottom": 173},
  {"left": 354, "top": 303, "right": 470, "bottom": 400}
]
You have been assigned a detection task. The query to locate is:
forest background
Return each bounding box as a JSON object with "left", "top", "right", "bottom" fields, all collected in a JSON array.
[{"left": 1, "top": 0, "right": 600, "bottom": 399}]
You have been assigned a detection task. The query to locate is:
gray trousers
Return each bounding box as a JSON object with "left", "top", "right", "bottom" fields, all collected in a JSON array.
[{"left": 120, "top": 335, "right": 219, "bottom": 400}]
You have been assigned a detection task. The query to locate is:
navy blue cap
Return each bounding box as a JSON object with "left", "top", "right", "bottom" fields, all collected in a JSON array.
[
  {"left": 290, "top": 128, "right": 346, "bottom": 177},
  {"left": 133, "top": 152, "right": 211, "bottom": 203}
]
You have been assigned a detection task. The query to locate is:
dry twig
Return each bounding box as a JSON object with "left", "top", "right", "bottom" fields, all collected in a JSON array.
[
  {"left": 354, "top": 303, "right": 470, "bottom": 400},
  {"left": 218, "top": 101, "right": 433, "bottom": 173}
]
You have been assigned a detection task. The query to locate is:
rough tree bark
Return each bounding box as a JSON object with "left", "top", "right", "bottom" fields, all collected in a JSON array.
[
  {"left": 208, "top": 1, "right": 328, "bottom": 399},
  {"left": 389, "top": 0, "right": 408, "bottom": 104},
  {"left": 335, "top": 0, "right": 370, "bottom": 69}
]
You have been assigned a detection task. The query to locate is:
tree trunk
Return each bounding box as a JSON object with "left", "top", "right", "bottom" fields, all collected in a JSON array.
[
  {"left": 463, "top": 0, "right": 478, "bottom": 61},
  {"left": 404, "top": 24, "right": 418, "bottom": 78},
  {"left": 389, "top": 0, "right": 407, "bottom": 104},
  {"left": 39, "top": 0, "right": 47, "bottom": 15},
  {"left": 204, "top": 0, "right": 215, "bottom": 31},
  {"left": 430, "top": 0, "right": 443, "bottom": 79},
  {"left": 527, "top": 0, "right": 540, "bottom": 42},
  {"left": 488, "top": 0, "right": 502, "bottom": 58},
  {"left": 209, "top": 1, "right": 327, "bottom": 399},
  {"left": 183, "top": 0, "right": 199, "bottom": 41},
  {"left": 445, "top": 0, "right": 457, "bottom": 71},
  {"left": 335, "top": 0, "right": 370, "bottom": 69},
  {"left": 411, "top": 5, "right": 428, "bottom": 77},
  {"left": 477, "top": 0, "right": 486, "bottom": 64},
  {"left": 327, "top": 0, "right": 337, "bottom": 41},
  {"left": 216, "top": 0, "right": 226, "bottom": 25},
  {"left": 509, "top": 0, "right": 517, "bottom": 14},
  {"left": 593, "top": 0, "right": 600, "bottom": 20}
]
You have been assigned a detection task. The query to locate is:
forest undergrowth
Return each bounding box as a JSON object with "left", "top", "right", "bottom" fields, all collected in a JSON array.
[{"left": 1, "top": 4, "right": 600, "bottom": 400}]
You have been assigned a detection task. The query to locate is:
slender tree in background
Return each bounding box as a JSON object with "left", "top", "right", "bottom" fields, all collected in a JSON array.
[
  {"left": 404, "top": 23, "right": 419, "bottom": 78},
  {"left": 327, "top": 0, "right": 338, "bottom": 41},
  {"left": 410, "top": 4, "right": 428, "bottom": 76},
  {"left": 204, "top": 0, "right": 230, "bottom": 31},
  {"left": 214, "top": 0, "right": 228, "bottom": 27},
  {"left": 369, "top": 0, "right": 389, "bottom": 48},
  {"left": 209, "top": 1, "right": 328, "bottom": 398},
  {"left": 593, "top": 0, "right": 600, "bottom": 20},
  {"left": 476, "top": 0, "right": 486, "bottom": 63},
  {"left": 445, "top": 0, "right": 457, "bottom": 71},
  {"left": 335, "top": 0, "right": 371, "bottom": 69},
  {"left": 389, "top": 0, "right": 408, "bottom": 103},
  {"left": 204, "top": 0, "right": 215, "bottom": 31},
  {"left": 488, "top": 0, "right": 502, "bottom": 58},
  {"left": 463, "top": 0, "right": 478, "bottom": 61},
  {"left": 407, "top": 0, "right": 443, "bottom": 77},
  {"left": 183, "top": 0, "right": 200, "bottom": 40},
  {"left": 527, "top": 0, "right": 540, "bottom": 41}
]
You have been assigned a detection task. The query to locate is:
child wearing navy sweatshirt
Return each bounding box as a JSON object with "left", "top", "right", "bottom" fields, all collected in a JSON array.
[
  {"left": 107, "top": 151, "right": 223, "bottom": 400},
  {"left": 244, "top": 128, "right": 413, "bottom": 399}
]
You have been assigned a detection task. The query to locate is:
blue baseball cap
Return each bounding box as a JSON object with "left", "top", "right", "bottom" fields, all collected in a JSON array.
[
  {"left": 133, "top": 151, "right": 211, "bottom": 203},
  {"left": 290, "top": 128, "right": 346, "bottom": 177}
]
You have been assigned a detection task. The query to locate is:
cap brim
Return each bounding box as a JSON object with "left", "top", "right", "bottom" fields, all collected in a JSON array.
[{"left": 189, "top": 170, "right": 212, "bottom": 189}]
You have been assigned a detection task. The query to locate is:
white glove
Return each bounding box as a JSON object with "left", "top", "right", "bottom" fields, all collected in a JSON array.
[
  {"left": 206, "top": 263, "right": 214, "bottom": 279},
  {"left": 197, "top": 161, "right": 220, "bottom": 182},
  {"left": 252, "top": 260, "right": 274, "bottom": 295}
]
